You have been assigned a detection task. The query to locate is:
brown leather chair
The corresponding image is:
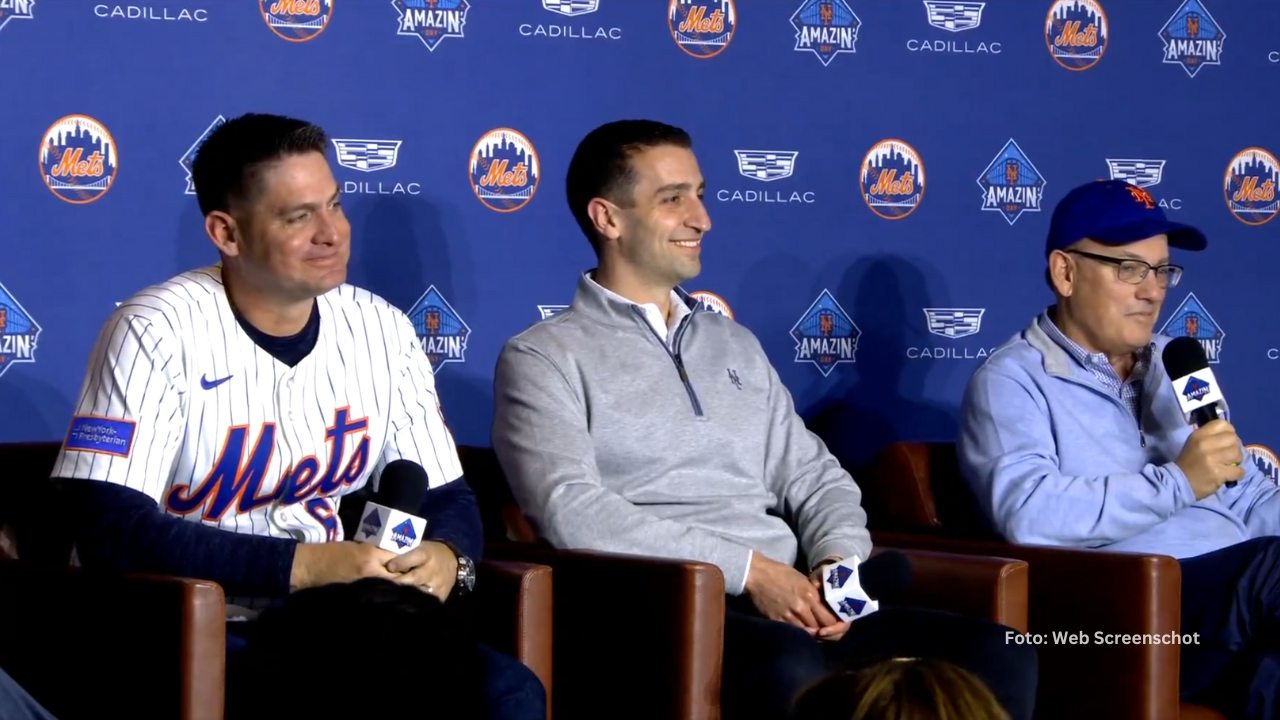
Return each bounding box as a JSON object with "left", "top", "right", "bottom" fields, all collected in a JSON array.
[
  {"left": 459, "top": 445, "right": 1032, "bottom": 720},
  {"left": 861, "top": 441, "right": 1224, "bottom": 720}
]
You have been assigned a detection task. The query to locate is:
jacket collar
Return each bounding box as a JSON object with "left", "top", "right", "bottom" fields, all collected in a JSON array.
[{"left": 570, "top": 270, "right": 700, "bottom": 327}]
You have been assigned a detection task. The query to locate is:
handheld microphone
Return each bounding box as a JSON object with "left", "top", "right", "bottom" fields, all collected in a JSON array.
[
  {"left": 351, "top": 460, "right": 430, "bottom": 554},
  {"left": 1162, "top": 336, "right": 1234, "bottom": 487},
  {"left": 819, "top": 550, "right": 913, "bottom": 622}
]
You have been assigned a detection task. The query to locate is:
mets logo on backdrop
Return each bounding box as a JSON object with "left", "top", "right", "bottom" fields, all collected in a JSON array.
[
  {"left": 1224, "top": 147, "right": 1278, "bottom": 226},
  {"left": 669, "top": 0, "right": 735, "bottom": 59},
  {"left": 689, "top": 290, "right": 734, "bottom": 319},
  {"left": 791, "top": 0, "right": 859, "bottom": 66},
  {"left": 791, "top": 290, "right": 859, "bottom": 376},
  {"left": 1045, "top": 0, "right": 1107, "bottom": 71},
  {"left": 394, "top": 0, "right": 468, "bottom": 52},
  {"left": 408, "top": 286, "right": 469, "bottom": 374},
  {"left": 1247, "top": 445, "right": 1280, "bottom": 486},
  {"left": 0, "top": 0, "right": 35, "bottom": 32},
  {"left": 260, "top": 0, "right": 332, "bottom": 42},
  {"left": 40, "top": 115, "right": 117, "bottom": 204},
  {"left": 470, "top": 128, "right": 539, "bottom": 212},
  {"left": 977, "top": 139, "right": 1045, "bottom": 225},
  {"left": 1160, "top": 0, "right": 1224, "bottom": 78},
  {"left": 180, "top": 116, "right": 225, "bottom": 194},
  {"left": 0, "top": 282, "right": 40, "bottom": 380},
  {"left": 1159, "top": 292, "right": 1224, "bottom": 364},
  {"left": 861, "top": 139, "right": 924, "bottom": 220}
]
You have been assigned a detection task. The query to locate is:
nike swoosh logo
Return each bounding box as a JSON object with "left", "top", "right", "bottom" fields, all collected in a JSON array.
[{"left": 200, "top": 374, "right": 233, "bottom": 390}]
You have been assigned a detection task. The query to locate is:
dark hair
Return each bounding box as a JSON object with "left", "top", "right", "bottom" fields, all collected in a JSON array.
[
  {"left": 792, "top": 659, "right": 1010, "bottom": 720},
  {"left": 564, "top": 119, "right": 692, "bottom": 254},
  {"left": 228, "top": 578, "right": 483, "bottom": 718},
  {"left": 191, "top": 113, "right": 328, "bottom": 217}
]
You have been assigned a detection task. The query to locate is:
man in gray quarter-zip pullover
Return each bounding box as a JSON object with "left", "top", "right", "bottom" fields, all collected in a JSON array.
[{"left": 493, "top": 119, "right": 1037, "bottom": 720}]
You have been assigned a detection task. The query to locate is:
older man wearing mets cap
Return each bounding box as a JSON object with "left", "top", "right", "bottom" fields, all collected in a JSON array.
[{"left": 959, "top": 178, "right": 1280, "bottom": 718}]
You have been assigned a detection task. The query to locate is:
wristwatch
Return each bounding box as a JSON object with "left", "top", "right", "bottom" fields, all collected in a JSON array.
[{"left": 441, "top": 541, "right": 476, "bottom": 596}]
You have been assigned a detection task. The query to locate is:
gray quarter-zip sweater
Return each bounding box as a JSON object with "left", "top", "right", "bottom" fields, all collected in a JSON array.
[{"left": 492, "top": 272, "right": 871, "bottom": 594}]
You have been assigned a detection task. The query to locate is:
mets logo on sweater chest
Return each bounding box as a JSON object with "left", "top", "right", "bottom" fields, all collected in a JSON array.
[
  {"left": 791, "top": 290, "right": 859, "bottom": 376},
  {"left": 409, "top": 286, "right": 470, "bottom": 374},
  {"left": 40, "top": 115, "right": 117, "bottom": 204}
]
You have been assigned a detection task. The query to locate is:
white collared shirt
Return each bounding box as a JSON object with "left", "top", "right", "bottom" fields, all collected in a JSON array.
[{"left": 586, "top": 274, "right": 691, "bottom": 349}]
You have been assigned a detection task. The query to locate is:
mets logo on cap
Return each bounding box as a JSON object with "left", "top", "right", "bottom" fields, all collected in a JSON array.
[
  {"left": 1224, "top": 147, "right": 1277, "bottom": 227},
  {"left": 0, "top": 0, "right": 34, "bottom": 32},
  {"left": 790, "top": 0, "right": 860, "bottom": 66},
  {"left": 977, "top": 139, "right": 1045, "bottom": 225},
  {"left": 861, "top": 139, "right": 924, "bottom": 220},
  {"left": 409, "top": 285, "right": 469, "bottom": 374},
  {"left": 1159, "top": 0, "right": 1224, "bottom": 78},
  {"left": 394, "top": 0, "right": 468, "bottom": 52},
  {"left": 1247, "top": 445, "right": 1280, "bottom": 486},
  {"left": 791, "top": 290, "right": 859, "bottom": 376},
  {"left": 40, "top": 115, "right": 117, "bottom": 204},
  {"left": 1159, "top": 292, "right": 1224, "bottom": 364},
  {"left": 668, "top": 0, "right": 735, "bottom": 59},
  {"left": 260, "top": 0, "right": 332, "bottom": 43},
  {"left": 0, "top": 281, "right": 40, "bottom": 380},
  {"left": 1045, "top": 0, "right": 1107, "bottom": 71},
  {"left": 470, "top": 128, "right": 539, "bottom": 213},
  {"left": 690, "top": 290, "right": 734, "bottom": 319}
]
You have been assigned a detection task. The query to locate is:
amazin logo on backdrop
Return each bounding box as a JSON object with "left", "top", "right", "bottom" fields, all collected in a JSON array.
[
  {"left": 1045, "top": 0, "right": 1107, "bottom": 71},
  {"left": 909, "top": 1, "right": 1001, "bottom": 55},
  {"left": 1224, "top": 147, "right": 1278, "bottom": 227},
  {"left": 0, "top": 282, "right": 40, "bottom": 379},
  {"left": 719, "top": 150, "right": 815, "bottom": 205},
  {"left": 1159, "top": 292, "right": 1224, "bottom": 364},
  {"left": 790, "top": 0, "right": 859, "bottom": 66},
  {"left": 408, "top": 286, "right": 469, "bottom": 374},
  {"left": 180, "top": 115, "right": 225, "bottom": 194},
  {"left": 521, "top": 1, "right": 620, "bottom": 41},
  {"left": 791, "top": 290, "right": 859, "bottom": 376},
  {"left": 0, "top": 0, "right": 34, "bottom": 32},
  {"left": 332, "top": 137, "right": 421, "bottom": 196},
  {"left": 977, "top": 139, "right": 1045, "bottom": 225},
  {"left": 668, "top": 0, "right": 734, "bottom": 59},
  {"left": 470, "top": 128, "right": 539, "bottom": 212},
  {"left": 1107, "top": 158, "right": 1182, "bottom": 210},
  {"left": 394, "top": 0, "right": 468, "bottom": 52},
  {"left": 40, "top": 115, "right": 117, "bottom": 204},
  {"left": 861, "top": 140, "right": 924, "bottom": 220},
  {"left": 260, "top": 0, "right": 331, "bottom": 42},
  {"left": 1160, "top": 0, "right": 1224, "bottom": 78}
]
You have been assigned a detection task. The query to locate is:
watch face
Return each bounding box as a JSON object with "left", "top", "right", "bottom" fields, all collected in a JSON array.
[{"left": 458, "top": 556, "right": 476, "bottom": 590}]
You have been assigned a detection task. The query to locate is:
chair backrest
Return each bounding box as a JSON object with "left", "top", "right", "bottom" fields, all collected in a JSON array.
[
  {"left": 863, "top": 441, "right": 1001, "bottom": 541},
  {"left": 458, "top": 444, "right": 540, "bottom": 543},
  {"left": 0, "top": 441, "right": 72, "bottom": 564}
]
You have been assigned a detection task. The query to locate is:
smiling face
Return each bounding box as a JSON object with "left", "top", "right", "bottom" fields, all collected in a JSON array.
[{"left": 1051, "top": 233, "right": 1170, "bottom": 355}]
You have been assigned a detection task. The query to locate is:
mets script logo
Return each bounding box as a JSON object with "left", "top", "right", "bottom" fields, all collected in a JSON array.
[
  {"left": 332, "top": 139, "right": 402, "bottom": 172},
  {"left": 1224, "top": 148, "right": 1278, "bottom": 227},
  {"left": 0, "top": 0, "right": 34, "bottom": 32},
  {"left": 924, "top": 1, "right": 984, "bottom": 32},
  {"left": 978, "top": 139, "right": 1045, "bottom": 225},
  {"left": 470, "top": 128, "right": 539, "bottom": 212},
  {"left": 40, "top": 115, "right": 117, "bottom": 204},
  {"left": 669, "top": 0, "right": 735, "bottom": 59},
  {"left": 1160, "top": 0, "right": 1224, "bottom": 78},
  {"left": 735, "top": 150, "right": 797, "bottom": 182},
  {"left": 260, "top": 0, "right": 332, "bottom": 42},
  {"left": 180, "top": 116, "right": 225, "bottom": 194},
  {"left": 543, "top": 0, "right": 598, "bottom": 15},
  {"left": 409, "top": 285, "right": 470, "bottom": 374},
  {"left": 394, "top": 0, "right": 468, "bottom": 52},
  {"left": 925, "top": 308, "right": 984, "bottom": 339},
  {"left": 689, "top": 290, "right": 734, "bottom": 319},
  {"left": 1159, "top": 292, "right": 1224, "bottom": 364},
  {"left": 1107, "top": 158, "right": 1165, "bottom": 189},
  {"left": 1045, "top": 0, "right": 1107, "bottom": 71},
  {"left": 391, "top": 519, "right": 418, "bottom": 549},
  {"left": 791, "top": 290, "right": 859, "bottom": 376},
  {"left": 791, "top": 0, "right": 859, "bottom": 66},
  {"left": 861, "top": 139, "right": 924, "bottom": 220},
  {"left": 0, "top": 282, "right": 39, "bottom": 379},
  {"left": 1247, "top": 445, "right": 1280, "bottom": 486}
]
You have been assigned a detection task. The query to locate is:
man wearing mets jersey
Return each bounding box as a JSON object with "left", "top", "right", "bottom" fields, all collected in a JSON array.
[{"left": 51, "top": 113, "right": 543, "bottom": 719}]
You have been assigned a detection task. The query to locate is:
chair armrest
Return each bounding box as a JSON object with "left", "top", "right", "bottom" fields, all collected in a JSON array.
[
  {"left": 475, "top": 559, "right": 553, "bottom": 706},
  {"left": 0, "top": 561, "right": 226, "bottom": 720},
  {"left": 876, "top": 547, "right": 1029, "bottom": 632},
  {"left": 490, "top": 543, "right": 724, "bottom": 720}
]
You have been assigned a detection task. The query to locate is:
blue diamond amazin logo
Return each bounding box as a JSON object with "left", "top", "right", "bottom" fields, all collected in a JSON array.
[
  {"left": 977, "top": 139, "right": 1046, "bottom": 225},
  {"left": 0, "top": 281, "right": 40, "bottom": 380},
  {"left": 1159, "top": 292, "right": 1224, "bottom": 363},
  {"left": 1181, "top": 375, "right": 1210, "bottom": 402},
  {"left": 408, "top": 285, "right": 470, "bottom": 374},
  {"left": 791, "top": 289, "right": 859, "bottom": 376},
  {"left": 394, "top": 0, "right": 469, "bottom": 52},
  {"left": 391, "top": 518, "right": 417, "bottom": 549},
  {"left": 1159, "top": 0, "right": 1224, "bottom": 78},
  {"left": 791, "top": 0, "right": 860, "bottom": 66}
]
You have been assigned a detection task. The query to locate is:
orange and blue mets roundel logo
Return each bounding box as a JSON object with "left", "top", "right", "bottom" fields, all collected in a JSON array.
[
  {"left": 1045, "top": 0, "right": 1107, "bottom": 71},
  {"left": 0, "top": 0, "right": 35, "bottom": 32},
  {"left": 689, "top": 290, "right": 734, "bottom": 319},
  {"left": 669, "top": 0, "right": 735, "bottom": 59},
  {"left": 860, "top": 139, "right": 924, "bottom": 220},
  {"left": 260, "top": 0, "right": 332, "bottom": 43},
  {"left": 394, "top": 0, "right": 468, "bottom": 52},
  {"left": 791, "top": 289, "right": 860, "bottom": 377},
  {"left": 1247, "top": 445, "right": 1280, "bottom": 486},
  {"left": 1224, "top": 147, "right": 1278, "bottom": 227},
  {"left": 409, "top": 285, "right": 470, "bottom": 374},
  {"left": 39, "top": 114, "right": 117, "bottom": 205},
  {"left": 1159, "top": 0, "right": 1224, "bottom": 78},
  {"left": 0, "top": 281, "right": 40, "bottom": 380},
  {"left": 470, "top": 128, "right": 539, "bottom": 213}
]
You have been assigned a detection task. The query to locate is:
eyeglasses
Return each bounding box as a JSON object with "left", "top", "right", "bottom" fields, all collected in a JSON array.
[{"left": 1062, "top": 249, "right": 1184, "bottom": 288}]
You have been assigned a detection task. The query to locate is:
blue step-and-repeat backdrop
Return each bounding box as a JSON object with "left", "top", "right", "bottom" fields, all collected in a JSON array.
[{"left": 1, "top": 0, "right": 1277, "bottom": 478}]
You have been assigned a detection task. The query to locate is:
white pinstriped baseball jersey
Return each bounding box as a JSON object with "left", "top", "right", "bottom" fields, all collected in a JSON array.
[{"left": 53, "top": 266, "right": 463, "bottom": 543}]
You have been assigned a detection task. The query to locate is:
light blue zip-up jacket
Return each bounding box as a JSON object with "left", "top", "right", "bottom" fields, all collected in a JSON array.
[{"left": 959, "top": 313, "right": 1279, "bottom": 558}]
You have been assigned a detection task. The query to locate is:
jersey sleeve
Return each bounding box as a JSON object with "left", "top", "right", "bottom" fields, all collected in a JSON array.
[{"left": 51, "top": 312, "right": 187, "bottom": 503}]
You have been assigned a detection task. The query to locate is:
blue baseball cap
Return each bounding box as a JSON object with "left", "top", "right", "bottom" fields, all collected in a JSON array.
[{"left": 1045, "top": 179, "right": 1207, "bottom": 256}]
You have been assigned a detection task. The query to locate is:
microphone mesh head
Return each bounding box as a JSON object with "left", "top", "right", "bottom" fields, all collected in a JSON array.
[
  {"left": 375, "top": 460, "right": 431, "bottom": 513},
  {"left": 1162, "top": 336, "right": 1210, "bottom": 379}
]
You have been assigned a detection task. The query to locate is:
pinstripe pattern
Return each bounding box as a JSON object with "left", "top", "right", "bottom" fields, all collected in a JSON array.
[{"left": 54, "top": 265, "right": 463, "bottom": 543}]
